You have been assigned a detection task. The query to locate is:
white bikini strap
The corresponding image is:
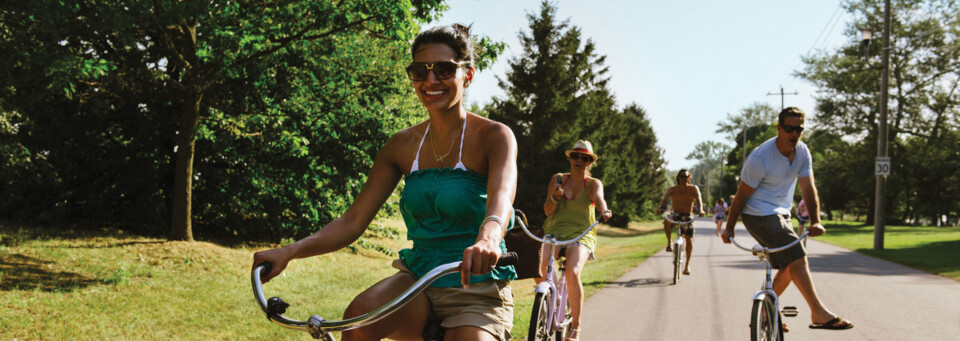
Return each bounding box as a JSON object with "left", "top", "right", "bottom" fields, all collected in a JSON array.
[
  {"left": 454, "top": 117, "right": 468, "bottom": 170},
  {"left": 411, "top": 123, "right": 430, "bottom": 173}
]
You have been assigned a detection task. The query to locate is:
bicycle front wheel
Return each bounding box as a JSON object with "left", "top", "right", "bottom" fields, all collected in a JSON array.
[
  {"left": 672, "top": 242, "right": 682, "bottom": 285},
  {"left": 528, "top": 291, "right": 554, "bottom": 341},
  {"left": 750, "top": 296, "right": 781, "bottom": 341}
]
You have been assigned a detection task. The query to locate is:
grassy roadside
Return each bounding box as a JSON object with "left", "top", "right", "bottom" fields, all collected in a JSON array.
[
  {"left": 0, "top": 219, "right": 663, "bottom": 340},
  {"left": 814, "top": 221, "right": 960, "bottom": 281}
]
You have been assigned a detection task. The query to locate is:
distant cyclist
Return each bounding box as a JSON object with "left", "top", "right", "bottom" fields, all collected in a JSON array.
[
  {"left": 795, "top": 198, "right": 810, "bottom": 231},
  {"left": 657, "top": 169, "right": 704, "bottom": 275},
  {"left": 714, "top": 198, "right": 727, "bottom": 236}
]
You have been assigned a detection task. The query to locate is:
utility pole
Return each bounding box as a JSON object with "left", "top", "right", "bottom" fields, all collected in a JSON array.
[
  {"left": 874, "top": 0, "right": 892, "bottom": 250},
  {"left": 767, "top": 86, "right": 799, "bottom": 111}
]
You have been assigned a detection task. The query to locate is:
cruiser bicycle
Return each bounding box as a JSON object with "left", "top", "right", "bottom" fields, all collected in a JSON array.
[{"left": 729, "top": 230, "right": 810, "bottom": 341}]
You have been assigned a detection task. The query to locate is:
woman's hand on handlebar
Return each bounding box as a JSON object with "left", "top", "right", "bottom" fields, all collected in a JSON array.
[
  {"left": 252, "top": 247, "right": 293, "bottom": 284},
  {"left": 460, "top": 238, "right": 501, "bottom": 289},
  {"left": 601, "top": 209, "right": 613, "bottom": 222}
]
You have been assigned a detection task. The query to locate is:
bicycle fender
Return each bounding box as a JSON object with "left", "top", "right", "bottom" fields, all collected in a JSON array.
[
  {"left": 535, "top": 281, "right": 552, "bottom": 294},
  {"left": 751, "top": 289, "right": 777, "bottom": 302}
]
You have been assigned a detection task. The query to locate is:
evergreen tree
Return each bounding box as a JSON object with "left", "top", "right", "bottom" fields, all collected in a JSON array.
[{"left": 488, "top": 1, "right": 664, "bottom": 226}]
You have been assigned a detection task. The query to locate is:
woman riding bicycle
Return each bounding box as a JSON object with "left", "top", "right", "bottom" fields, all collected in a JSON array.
[
  {"left": 714, "top": 198, "right": 727, "bottom": 236},
  {"left": 539, "top": 140, "right": 612, "bottom": 341},
  {"left": 252, "top": 24, "right": 519, "bottom": 341},
  {"left": 795, "top": 198, "right": 810, "bottom": 230}
]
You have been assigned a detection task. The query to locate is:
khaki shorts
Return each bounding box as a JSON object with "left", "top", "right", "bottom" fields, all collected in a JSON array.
[
  {"left": 392, "top": 260, "right": 514, "bottom": 341},
  {"left": 741, "top": 213, "right": 806, "bottom": 269}
]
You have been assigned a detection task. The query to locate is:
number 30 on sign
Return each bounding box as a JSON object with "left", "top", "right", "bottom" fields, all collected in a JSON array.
[{"left": 875, "top": 156, "right": 891, "bottom": 176}]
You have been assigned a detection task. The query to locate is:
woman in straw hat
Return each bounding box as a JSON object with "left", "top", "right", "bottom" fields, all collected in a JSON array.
[
  {"left": 254, "top": 24, "right": 518, "bottom": 341},
  {"left": 539, "top": 139, "right": 613, "bottom": 341}
]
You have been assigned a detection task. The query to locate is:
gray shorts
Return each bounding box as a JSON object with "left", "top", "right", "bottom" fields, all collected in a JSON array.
[{"left": 741, "top": 213, "right": 806, "bottom": 269}]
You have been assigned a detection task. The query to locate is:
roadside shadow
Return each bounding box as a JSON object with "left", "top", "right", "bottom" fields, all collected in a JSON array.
[
  {"left": 715, "top": 249, "right": 925, "bottom": 277},
  {"left": 584, "top": 277, "right": 668, "bottom": 289},
  {"left": 0, "top": 253, "right": 100, "bottom": 292}
]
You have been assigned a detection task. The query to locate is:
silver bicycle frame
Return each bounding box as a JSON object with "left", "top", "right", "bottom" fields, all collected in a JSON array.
[{"left": 729, "top": 230, "right": 810, "bottom": 338}]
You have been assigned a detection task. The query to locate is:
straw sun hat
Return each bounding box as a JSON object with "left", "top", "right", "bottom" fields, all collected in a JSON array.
[{"left": 564, "top": 140, "right": 598, "bottom": 161}]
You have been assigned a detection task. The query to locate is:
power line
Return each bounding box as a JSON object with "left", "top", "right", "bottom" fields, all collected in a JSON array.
[
  {"left": 767, "top": 85, "right": 799, "bottom": 110},
  {"left": 780, "top": 3, "right": 846, "bottom": 88}
]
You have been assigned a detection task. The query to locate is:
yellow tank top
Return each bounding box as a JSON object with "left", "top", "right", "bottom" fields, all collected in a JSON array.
[{"left": 542, "top": 173, "right": 597, "bottom": 253}]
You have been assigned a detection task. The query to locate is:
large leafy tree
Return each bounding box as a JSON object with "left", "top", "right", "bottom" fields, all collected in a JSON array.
[
  {"left": 487, "top": 1, "right": 664, "bottom": 226},
  {"left": 685, "top": 140, "right": 728, "bottom": 205},
  {"left": 797, "top": 0, "right": 960, "bottom": 224},
  {"left": 0, "top": 1, "right": 447, "bottom": 240}
]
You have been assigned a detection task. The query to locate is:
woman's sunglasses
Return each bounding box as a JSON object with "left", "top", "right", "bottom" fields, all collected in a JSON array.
[
  {"left": 405, "top": 61, "right": 469, "bottom": 81},
  {"left": 569, "top": 153, "right": 594, "bottom": 162}
]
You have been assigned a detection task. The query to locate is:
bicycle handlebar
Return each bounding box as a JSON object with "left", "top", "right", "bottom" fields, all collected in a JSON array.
[
  {"left": 661, "top": 211, "right": 695, "bottom": 225},
  {"left": 514, "top": 209, "right": 600, "bottom": 246},
  {"left": 730, "top": 230, "right": 810, "bottom": 254},
  {"left": 252, "top": 252, "right": 518, "bottom": 339}
]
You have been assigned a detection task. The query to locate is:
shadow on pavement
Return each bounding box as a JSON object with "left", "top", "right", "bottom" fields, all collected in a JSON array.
[
  {"left": 714, "top": 248, "right": 925, "bottom": 277},
  {"left": 585, "top": 277, "right": 669, "bottom": 289}
]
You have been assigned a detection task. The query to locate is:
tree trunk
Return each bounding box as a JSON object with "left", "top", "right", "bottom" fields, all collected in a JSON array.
[{"left": 169, "top": 87, "right": 203, "bottom": 241}]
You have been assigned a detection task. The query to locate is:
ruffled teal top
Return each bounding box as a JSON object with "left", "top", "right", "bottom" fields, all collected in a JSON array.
[{"left": 398, "top": 167, "right": 517, "bottom": 287}]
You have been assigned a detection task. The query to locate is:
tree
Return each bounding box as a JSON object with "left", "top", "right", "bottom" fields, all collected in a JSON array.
[
  {"left": 592, "top": 104, "right": 666, "bottom": 224},
  {"left": 0, "top": 1, "right": 448, "bottom": 240},
  {"left": 487, "top": 0, "right": 664, "bottom": 225},
  {"left": 714, "top": 102, "right": 778, "bottom": 198},
  {"left": 685, "top": 141, "right": 728, "bottom": 205},
  {"left": 796, "top": 0, "right": 960, "bottom": 224}
]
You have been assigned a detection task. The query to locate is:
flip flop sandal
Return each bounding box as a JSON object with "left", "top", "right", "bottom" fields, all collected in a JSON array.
[{"left": 809, "top": 317, "right": 854, "bottom": 330}]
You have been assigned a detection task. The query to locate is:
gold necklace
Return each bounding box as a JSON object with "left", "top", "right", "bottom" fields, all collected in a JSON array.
[{"left": 429, "top": 123, "right": 461, "bottom": 162}]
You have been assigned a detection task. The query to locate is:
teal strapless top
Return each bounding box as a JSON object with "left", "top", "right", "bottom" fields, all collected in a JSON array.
[{"left": 398, "top": 167, "right": 516, "bottom": 287}]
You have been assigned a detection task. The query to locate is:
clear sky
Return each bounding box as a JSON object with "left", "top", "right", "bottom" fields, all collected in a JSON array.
[{"left": 433, "top": 0, "right": 853, "bottom": 170}]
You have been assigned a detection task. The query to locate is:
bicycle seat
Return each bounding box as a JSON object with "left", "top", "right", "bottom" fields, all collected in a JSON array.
[{"left": 422, "top": 319, "right": 444, "bottom": 341}]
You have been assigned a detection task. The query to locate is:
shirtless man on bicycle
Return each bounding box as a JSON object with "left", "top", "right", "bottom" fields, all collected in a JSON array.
[{"left": 657, "top": 169, "right": 705, "bottom": 275}]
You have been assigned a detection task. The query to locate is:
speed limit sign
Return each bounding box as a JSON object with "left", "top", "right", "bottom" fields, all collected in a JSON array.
[{"left": 876, "top": 156, "right": 891, "bottom": 176}]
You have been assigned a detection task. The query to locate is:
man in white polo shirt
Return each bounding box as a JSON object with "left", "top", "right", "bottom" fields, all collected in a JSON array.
[{"left": 722, "top": 107, "right": 853, "bottom": 331}]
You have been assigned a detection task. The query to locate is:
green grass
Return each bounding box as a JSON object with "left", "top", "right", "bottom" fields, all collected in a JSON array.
[
  {"left": 814, "top": 220, "right": 960, "bottom": 281},
  {"left": 0, "top": 219, "right": 664, "bottom": 340}
]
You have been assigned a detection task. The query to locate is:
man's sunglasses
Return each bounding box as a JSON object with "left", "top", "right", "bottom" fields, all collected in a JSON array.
[
  {"left": 569, "top": 153, "right": 594, "bottom": 162},
  {"left": 781, "top": 124, "right": 805, "bottom": 134},
  {"left": 405, "top": 61, "right": 469, "bottom": 81}
]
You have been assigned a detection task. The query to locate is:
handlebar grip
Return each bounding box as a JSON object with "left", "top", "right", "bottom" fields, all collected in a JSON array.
[
  {"left": 497, "top": 252, "right": 518, "bottom": 267},
  {"left": 258, "top": 262, "right": 273, "bottom": 277}
]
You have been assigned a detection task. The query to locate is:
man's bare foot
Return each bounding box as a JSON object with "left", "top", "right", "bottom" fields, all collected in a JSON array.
[{"left": 665, "top": 244, "right": 672, "bottom": 252}]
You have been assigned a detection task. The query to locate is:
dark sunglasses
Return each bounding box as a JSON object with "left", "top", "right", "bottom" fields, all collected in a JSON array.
[
  {"left": 405, "top": 61, "right": 469, "bottom": 81},
  {"left": 569, "top": 153, "right": 594, "bottom": 162},
  {"left": 781, "top": 124, "right": 805, "bottom": 134}
]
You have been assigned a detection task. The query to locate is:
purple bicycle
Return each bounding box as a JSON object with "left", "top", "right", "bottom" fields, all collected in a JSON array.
[{"left": 514, "top": 212, "right": 600, "bottom": 341}]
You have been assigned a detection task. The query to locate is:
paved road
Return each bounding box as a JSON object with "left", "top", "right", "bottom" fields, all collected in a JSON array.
[{"left": 580, "top": 218, "right": 960, "bottom": 340}]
